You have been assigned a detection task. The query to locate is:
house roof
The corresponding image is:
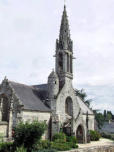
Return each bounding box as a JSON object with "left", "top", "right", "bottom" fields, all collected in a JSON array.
[
  {"left": 9, "top": 81, "right": 51, "bottom": 112},
  {"left": 101, "top": 121, "right": 114, "bottom": 133}
]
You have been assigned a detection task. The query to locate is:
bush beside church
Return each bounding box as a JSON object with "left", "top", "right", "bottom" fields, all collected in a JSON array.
[{"left": 0, "top": 120, "right": 79, "bottom": 152}]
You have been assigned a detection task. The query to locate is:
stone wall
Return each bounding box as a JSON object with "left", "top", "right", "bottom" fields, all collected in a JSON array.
[
  {"left": 22, "top": 110, "right": 51, "bottom": 139},
  {"left": 0, "top": 122, "right": 8, "bottom": 137},
  {"left": 22, "top": 110, "right": 51, "bottom": 122},
  {"left": 56, "top": 77, "right": 80, "bottom": 123},
  {"left": 82, "top": 115, "right": 95, "bottom": 131}
]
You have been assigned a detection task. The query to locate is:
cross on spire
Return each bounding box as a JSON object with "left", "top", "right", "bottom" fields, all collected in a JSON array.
[{"left": 64, "top": 0, "right": 66, "bottom": 5}]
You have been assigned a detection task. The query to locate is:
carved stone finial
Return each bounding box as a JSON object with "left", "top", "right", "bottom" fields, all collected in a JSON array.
[{"left": 4, "top": 76, "right": 8, "bottom": 82}]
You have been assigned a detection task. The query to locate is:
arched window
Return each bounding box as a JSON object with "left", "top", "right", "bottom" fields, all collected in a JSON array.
[
  {"left": 1, "top": 96, "right": 10, "bottom": 122},
  {"left": 58, "top": 52, "right": 63, "bottom": 71},
  {"left": 70, "top": 55, "right": 72, "bottom": 73},
  {"left": 67, "top": 53, "right": 69, "bottom": 72},
  {"left": 65, "top": 97, "right": 73, "bottom": 116}
]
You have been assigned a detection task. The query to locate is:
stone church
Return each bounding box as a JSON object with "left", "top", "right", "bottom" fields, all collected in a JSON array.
[{"left": 0, "top": 5, "right": 94, "bottom": 143}]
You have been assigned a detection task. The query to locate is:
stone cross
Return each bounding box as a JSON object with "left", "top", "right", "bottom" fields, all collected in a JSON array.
[{"left": 64, "top": 0, "right": 66, "bottom": 5}]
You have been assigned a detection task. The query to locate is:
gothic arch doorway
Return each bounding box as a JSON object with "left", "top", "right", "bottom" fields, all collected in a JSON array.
[
  {"left": 76, "top": 125, "right": 84, "bottom": 143},
  {"left": 0, "top": 94, "right": 11, "bottom": 137},
  {"left": 63, "top": 97, "right": 73, "bottom": 136},
  {"left": 63, "top": 121, "right": 72, "bottom": 136}
]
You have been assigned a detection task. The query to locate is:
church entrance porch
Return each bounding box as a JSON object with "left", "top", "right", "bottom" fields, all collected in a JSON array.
[
  {"left": 63, "top": 126, "right": 72, "bottom": 136},
  {"left": 63, "top": 120, "right": 72, "bottom": 136},
  {"left": 0, "top": 94, "right": 13, "bottom": 138},
  {"left": 76, "top": 125, "right": 85, "bottom": 143}
]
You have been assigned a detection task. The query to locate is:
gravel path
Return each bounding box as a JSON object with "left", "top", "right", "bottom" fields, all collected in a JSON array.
[{"left": 78, "top": 138, "right": 114, "bottom": 149}]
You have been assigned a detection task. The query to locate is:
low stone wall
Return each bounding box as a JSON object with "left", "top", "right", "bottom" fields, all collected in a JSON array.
[
  {"left": 66, "top": 145, "right": 114, "bottom": 152},
  {"left": 0, "top": 121, "right": 8, "bottom": 137}
]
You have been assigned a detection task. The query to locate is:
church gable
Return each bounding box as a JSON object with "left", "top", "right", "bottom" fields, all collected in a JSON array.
[{"left": 76, "top": 96, "right": 93, "bottom": 115}]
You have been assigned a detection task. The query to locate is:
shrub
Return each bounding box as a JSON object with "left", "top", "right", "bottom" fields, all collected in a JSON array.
[
  {"left": 0, "top": 142, "right": 14, "bottom": 152},
  {"left": 52, "top": 133, "right": 78, "bottom": 151},
  {"left": 101, "top": 132, "right": 114, "bottom": 140},
  {"left": 37, "top": 149, "right": 57, "bottom": 152},
  {"left": 67, "top": 142, "right": 78, "bottom": 149},
  {"left": 40, "top": 140, "right": 52, "bottom": 149},
  {"left": 34, "top": 135, "right": 78, "bottom": 151},
  {"left": 101, "top": 132, "right": 111, "bottom": 139},
  {"left": 13, "top": 120, "right": 47, "bottom": 151},
  {"left": 36, "top": 140, "right": 52, "bottom": 150},
  {"left": 52, "top": 133, "right": 66, "bottom": 142},
  {"left": 51, "top": 142, "right": 70, "bottom": 151},
  {"left": 90, "top": 130, "right": 101, "bottom": 141},
  {"left": 15, "top": 146, "right": 27, "bottom": 152},
  {"left": 66, "top": 136, "right": 77, "bottom": 144}
]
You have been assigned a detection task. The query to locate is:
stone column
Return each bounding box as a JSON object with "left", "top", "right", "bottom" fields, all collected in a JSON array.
[
  {"left": 0, "top": 98, "right": 3, "bottom": 121},
  {"left": 8, "top": 100, "right": 13, "bottom": 138},
  {"left": 51, "top": 114, "right": 60, "bottom": 138}
]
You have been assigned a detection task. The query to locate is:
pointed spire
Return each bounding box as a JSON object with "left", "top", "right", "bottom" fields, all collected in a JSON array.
[
  {"left": 59, "top": 5, "right": 70, "bottom": 39},
  {"left": 56, "top": 5, "right": 73, "bottom": 51}
]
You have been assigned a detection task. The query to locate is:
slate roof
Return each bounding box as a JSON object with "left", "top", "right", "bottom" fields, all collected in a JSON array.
[
  {"left": 9, "top": 81, "right": 51, "bottom": 112},
  {"left": 101, "top": 121, "right": 114, "bottom": 133},
  {"left": 33, "top": 84, "right": 48, "bottom": 100},
  {"left": 33, "top": 84, "right": 48, "bottom": 90}
]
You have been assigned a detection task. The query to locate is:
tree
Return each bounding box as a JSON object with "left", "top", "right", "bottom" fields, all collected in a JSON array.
[
  {"left": 13, "top": 120, "right": 47, "bottom": 151},
  {"left": 106, "top": 111, "right": 112, "bottom": 121},
  {"left": 75, "top": 89, "right": 87, "bottom": 100},
  {"left": 84, "top": 99, "right": 92, "bottom": 107},
  {"left": 104, "top": 110, "right": 107, "bottom": 120},
  {"left": 112, "top": 114, "right": 114, "bottom": 120},
  {"left": 103, "top": 110, "right": 113, "bottom": 121},
  {"left": 95, "top": 112, "right": 105, "bottom": 129}
]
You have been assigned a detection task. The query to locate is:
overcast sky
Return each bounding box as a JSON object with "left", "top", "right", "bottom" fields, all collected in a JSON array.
[{"left": 0, "top": 0, "right": 114, "bottom": 112}]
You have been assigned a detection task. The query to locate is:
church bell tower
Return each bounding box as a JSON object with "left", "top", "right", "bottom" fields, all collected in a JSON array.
[{"left": 55, "top": 5, "right": 73, "bottom": 89}]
